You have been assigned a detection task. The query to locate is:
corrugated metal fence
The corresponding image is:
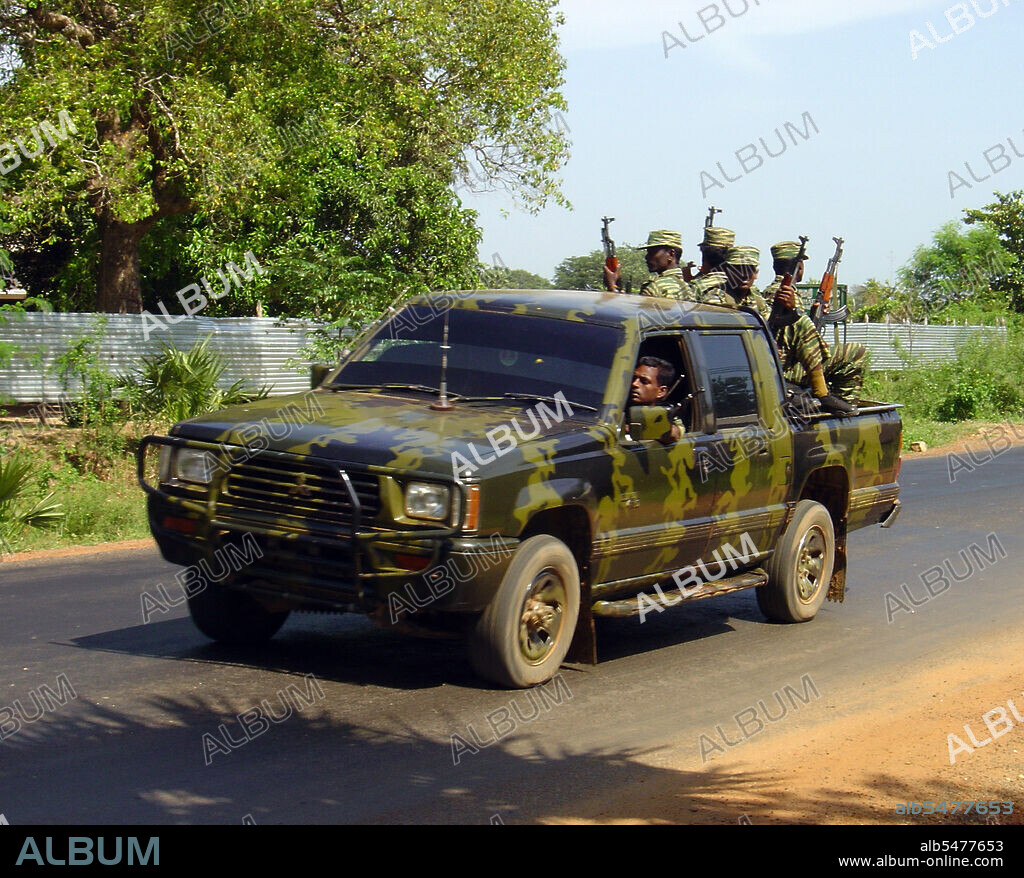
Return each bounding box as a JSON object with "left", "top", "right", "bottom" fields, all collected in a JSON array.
[
  {"left": 0, "top": 312, "right": 1008, "bottom": 403},
  {"left": 0, "top": 313, "right": 326, "bottom": 403},
  {"left": 834, "top": 322, "right": 1007, "bottom": 370}
]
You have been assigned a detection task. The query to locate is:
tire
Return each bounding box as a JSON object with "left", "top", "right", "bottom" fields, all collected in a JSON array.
[
  {"left": 188, "top": 581, "right": 290, "bottom": 644},
  {"left": 757, "top": 500, "right": 835, "bottom": 623},
  {"left": 468, "top": 534, "right": 581, "bottom": 689}
]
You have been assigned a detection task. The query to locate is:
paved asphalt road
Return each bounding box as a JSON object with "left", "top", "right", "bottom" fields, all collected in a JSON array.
[{"left": 1, "top": 446, "right": 1021, "bottom": 824}]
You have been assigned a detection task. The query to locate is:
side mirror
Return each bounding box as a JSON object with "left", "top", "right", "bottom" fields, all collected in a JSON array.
[
  {"left": 627, "top": 406, "right": 675, "bottom": 442},
  {"left": 311, "top": 364, "right": 331, "bottom": 388}
]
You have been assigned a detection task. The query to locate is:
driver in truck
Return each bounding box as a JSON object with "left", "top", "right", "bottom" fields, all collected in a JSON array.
[{"left": 630, "top": 355, "right": 682, "bottom": 443}]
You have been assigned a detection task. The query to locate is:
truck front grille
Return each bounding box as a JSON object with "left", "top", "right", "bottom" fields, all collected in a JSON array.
[{"left": 215, "top": 455, "right": 380, "bottom": 535}]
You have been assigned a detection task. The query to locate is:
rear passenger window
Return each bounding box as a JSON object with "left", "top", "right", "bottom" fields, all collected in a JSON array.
[{"left": 694, "top": 333, "right": 758, "bottom": 425}]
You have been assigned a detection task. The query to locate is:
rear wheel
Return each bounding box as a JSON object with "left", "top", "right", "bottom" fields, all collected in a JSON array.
[
  {"left": 468, "top": 535, "right": 580, "bottom": 689},
  {"left": 188, "top": 581, "right": 290, "bottom": 644},
  {"left": 757, "top": 500, "right": 835, "bottom": 623}
]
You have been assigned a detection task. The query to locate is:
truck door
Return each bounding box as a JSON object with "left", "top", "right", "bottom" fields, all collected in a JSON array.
[
  {"left": 594, "top": 333, "right": 719, "bottom": 586},
  {"left": 686, "top": 329, "right": 791, "bottom": 566}
]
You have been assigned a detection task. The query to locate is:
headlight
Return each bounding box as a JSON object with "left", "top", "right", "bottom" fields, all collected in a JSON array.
[
  {"left": 175, "top": 449, "right": 218, "bottom": 485},
  {"left": 404, "top": 482, "right": 450, "bottom": 521}
]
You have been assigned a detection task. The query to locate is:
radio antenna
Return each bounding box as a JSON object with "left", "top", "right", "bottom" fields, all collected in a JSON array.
[{"left": 430, "top": 308, "right": 455, "bottom": 411}]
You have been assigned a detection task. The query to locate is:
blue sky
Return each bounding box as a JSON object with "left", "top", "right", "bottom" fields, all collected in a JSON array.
[{"left": 458, "top": 0, "right": 1024, "bottom": 286}]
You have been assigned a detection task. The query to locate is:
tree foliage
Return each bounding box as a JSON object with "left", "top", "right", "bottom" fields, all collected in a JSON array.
[
  {"left": 851, "top": 278, "right": 917, "bottom": 323},
  {"left": 963, "top": 190, "right": 1024, "bottom": 312},
  {"left": 898, "top": 220, "right": 1013, "bottom": 316},
  {"left": 0, "top": 1, "right": 569, "bottom": 320}
]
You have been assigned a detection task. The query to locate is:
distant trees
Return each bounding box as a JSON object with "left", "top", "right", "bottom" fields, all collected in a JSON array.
[
  {"left": 477, "top": 265, "right": 553, "bottom": 289},
  {"left": 553, "top": 246, "right": 650, "bottom": 291}
]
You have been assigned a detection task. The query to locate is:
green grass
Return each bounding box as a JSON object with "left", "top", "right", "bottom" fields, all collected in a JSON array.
[
  {"left": 897, "top": 414, "right": 1024, "bottom": 452},
  {"left": 864, "top": 328, "right": 1024, "bottom": 451},
  {"left": 1, "top": 421, "right": 155, "bottom": 555}
]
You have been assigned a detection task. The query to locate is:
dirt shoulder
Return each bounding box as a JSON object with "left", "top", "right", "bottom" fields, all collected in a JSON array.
[
  {"left": 544, "top": 626, "right": 1024, "bottom": 825},
  {"left": 904, "top": 420, "right": 1024, "bottom": 458},
  {"left": 3, "top": 538, "right": 155, "bottom": 564}
]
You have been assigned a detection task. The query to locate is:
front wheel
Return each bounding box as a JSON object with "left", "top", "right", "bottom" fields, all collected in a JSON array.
[
  {"left": 468, "top": 535, "right": 580, "bottom": 688},
  {"left": 188, "top": 581, "right": 290, "bottom": 644},
  {"left": 757, "top": 500, "right": 835, "bottom": 623}
]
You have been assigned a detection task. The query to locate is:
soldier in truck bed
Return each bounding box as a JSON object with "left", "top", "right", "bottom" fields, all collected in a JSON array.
[
  {"left": 762, "top": 241, "right": 867, "bottom": 408},
  {"left": 688, "top": 225, "right": 733, "bottom": 300},
  {"left": 603, "top": 230, "right": 696, "bottom": 301},
  {"left": 709, "top": 245, "right": 855, "bottom": 415}
]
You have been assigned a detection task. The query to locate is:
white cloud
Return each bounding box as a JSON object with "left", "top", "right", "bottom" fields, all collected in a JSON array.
[{"left": 556, "top": 0, "right": 939, "bottom": 53}]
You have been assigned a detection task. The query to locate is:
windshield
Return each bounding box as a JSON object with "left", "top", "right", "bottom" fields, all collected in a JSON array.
[{"left": 330, "top": 305, "right": 622, "bottom": 411}]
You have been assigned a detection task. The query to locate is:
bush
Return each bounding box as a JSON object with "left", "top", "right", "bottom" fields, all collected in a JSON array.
[
  {"left": 865, "top": 329, "right": 1024, "bottom": 423},
  {"left": 0, "top": 453, "right": 64, "bottom": 554},
  {"left": 121, "top": 336, "right": 270, "bottom": 422},
  {"left": 51, "top": 318, "right": 124, "bottom": 428}
]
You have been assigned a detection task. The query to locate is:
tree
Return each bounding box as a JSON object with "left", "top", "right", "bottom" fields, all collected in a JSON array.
[
  {"left": 899, "top": 220, "right": 1013, "bottom": 316},
  {"left": 0, "top": 1, "right": 569, "bottom": 316},
  {"left": 851, "top": 278, "right": 918, "bottom": 323},
  {"left": 963, "top": 190, "right": 1024, "bottom": 312},
  {"left": 553, "top": 246, "right": 650, "bottom": 291}
]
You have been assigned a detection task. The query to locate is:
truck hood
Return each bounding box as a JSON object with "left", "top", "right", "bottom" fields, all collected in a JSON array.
[{"left": 169, "top": 388, "right": 597, "bottom": 478}]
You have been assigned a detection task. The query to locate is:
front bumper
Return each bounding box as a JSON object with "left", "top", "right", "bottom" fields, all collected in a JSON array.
[{"left": 138, "top": 436, "right": 516, "bottom": 614}]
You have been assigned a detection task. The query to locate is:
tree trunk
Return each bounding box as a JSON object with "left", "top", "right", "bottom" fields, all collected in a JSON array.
[{"left": 95, "top": 217, "right": 146, "bottom": 313}]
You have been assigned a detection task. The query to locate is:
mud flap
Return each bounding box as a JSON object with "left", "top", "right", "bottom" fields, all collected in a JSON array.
[
  {"left": 565, "top": 590, "right": 597, "bottom": 664},
  {"left": 827, "top": 528, "right": 848, "bottom": 603}
]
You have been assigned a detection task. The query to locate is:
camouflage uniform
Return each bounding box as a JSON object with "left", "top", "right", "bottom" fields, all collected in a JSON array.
[
  {"left": 633, "top": 230, "right": 697, "bottom": 302},
  {"left": 743, "top": 288, "right": 771, "bottom": 320},
  {"left": 640, "top": 266, "right": 696, "bottom": 301},
  {"left": 691, "top": 269, "right": 730, "bottom": 303},
  {"left": 763, "top": 274, "right": 830, "bottom": 381},
  {"left": 763, "top": 239, "right": 868, "bottom": 403},
  {"left": 710, "top": 245, "right": 762, "bottom": 312}
]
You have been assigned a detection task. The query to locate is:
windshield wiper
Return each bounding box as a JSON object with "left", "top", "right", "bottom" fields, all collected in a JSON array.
[
  {"left": 459, "top": 392, "right": 598, "bottom": 413},
  {"left": 330, "top": 383, "right": 462, "bottom": 399}
]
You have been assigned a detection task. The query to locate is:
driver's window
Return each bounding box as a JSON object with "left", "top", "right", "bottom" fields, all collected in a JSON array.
[{"left": 627, "top": 336, "right": 695, "bottom": 438}]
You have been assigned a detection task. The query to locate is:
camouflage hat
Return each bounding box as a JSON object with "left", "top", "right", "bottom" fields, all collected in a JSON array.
[
  {"left": 700, "top": 226, "right": 735, "bottom": 250},
  {"left": 633, "top": 230, "right": 683, "bottom": 251},
  {"left": 725, "top": 245, "right": 760, "bottom": 267},
  {"left": 770, "top": 241, "right": 809, "bottom": 261}
]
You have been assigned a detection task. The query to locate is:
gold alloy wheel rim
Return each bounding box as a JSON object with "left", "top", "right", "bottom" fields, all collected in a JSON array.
[
  {"left": 795, "top": 526, "right": 827, "bottom": 603},
  {"left": 518, "top": 567, "right": 566, "bottom": 665}
]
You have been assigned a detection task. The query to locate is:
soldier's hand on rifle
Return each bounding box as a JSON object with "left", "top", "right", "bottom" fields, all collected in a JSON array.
[
  {"left": 603, "top": 263, "right": 621, "bottom": 293},
  {"left": 775, "top": 283, "right": 797, "bottom": 311}
]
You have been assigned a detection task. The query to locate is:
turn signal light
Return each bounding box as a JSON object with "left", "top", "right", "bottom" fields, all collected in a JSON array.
[
  {"left": 463, "top": 485, "right": 480, "bottom": 531},
  {"left": 163, "top": 516, "right": 197, "bottom": 534}
]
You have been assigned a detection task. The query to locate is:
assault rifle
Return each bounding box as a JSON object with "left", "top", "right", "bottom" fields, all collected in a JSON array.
[
  {"left": 685, "top": 206, "right": 721, "bottom": 282},
  {"left": 810, "top": 236, "right": 849, "bottom": 328},
  {"left": 602, "top": 216, "right": 619, "bottom": 292}
]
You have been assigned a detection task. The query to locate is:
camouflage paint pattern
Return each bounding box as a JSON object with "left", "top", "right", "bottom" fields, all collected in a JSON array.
[{"left": 139, "top": 290, "right": 900, "bottom": 631}]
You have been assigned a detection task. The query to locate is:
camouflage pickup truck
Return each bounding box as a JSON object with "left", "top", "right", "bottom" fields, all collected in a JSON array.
[{"left": 138, "top": 291, "right": 902, "bottom": 688}]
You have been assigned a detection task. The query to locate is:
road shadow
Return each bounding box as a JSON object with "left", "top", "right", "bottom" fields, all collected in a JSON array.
[
  {"left": 2, "top": 688, "right": 1019, "bottom": 825},
  {"left": 63, "top": 590, "right": 774, "bottom": 691},
  {"left": 64, "top": 614, "right": 480, "bottom": 691},
  {"left": 593, "top": 588, "right": 782, "bottom": 661}
]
